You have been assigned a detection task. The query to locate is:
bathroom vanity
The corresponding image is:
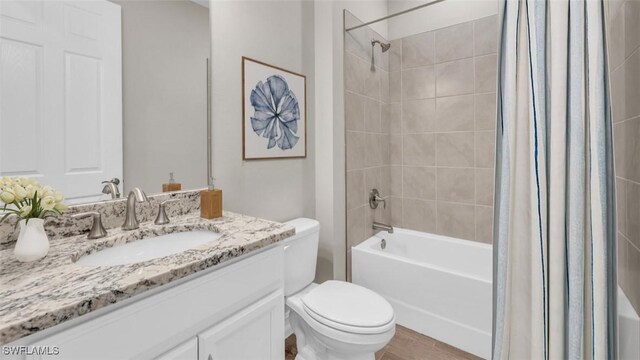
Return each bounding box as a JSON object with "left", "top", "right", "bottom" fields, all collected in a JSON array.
[{"left": 0, "top": 209, "right": 294, "bottom": 360}]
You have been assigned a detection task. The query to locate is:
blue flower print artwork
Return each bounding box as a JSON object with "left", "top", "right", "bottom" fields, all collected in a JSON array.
[
  {"left": 243, "top": 57, "right": 306, "bottom": 160},
  {"left": 249, "top": 75, "right": 300, "bottom": 150}
]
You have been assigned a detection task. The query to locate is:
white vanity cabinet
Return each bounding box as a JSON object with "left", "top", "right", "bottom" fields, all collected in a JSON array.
[
  {"left": 10, "top": 246, "right": 284, "bottom": 360},
  {"left": 155, "top": 338, "right": 198, "bottom": 360}
]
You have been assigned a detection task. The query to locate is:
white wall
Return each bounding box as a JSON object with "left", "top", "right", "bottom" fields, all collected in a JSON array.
[
  {"left": 388, "top": 0, "right": 498, "bottom": 39},
  {"left": 209, "top": 1, "right": 315, "bottom": 223},
  {"left": 116, "top": 0, "right": 210, "bottom": 194}
]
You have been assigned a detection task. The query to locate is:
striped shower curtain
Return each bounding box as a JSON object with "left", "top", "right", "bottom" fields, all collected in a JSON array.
[{"left": 492, "top": 0, "right": 617, "bottom": 359}]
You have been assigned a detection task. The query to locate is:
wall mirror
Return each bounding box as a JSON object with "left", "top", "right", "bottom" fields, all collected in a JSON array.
[{"left": 0, "top": 0, "right": 211, "bottom": 204}]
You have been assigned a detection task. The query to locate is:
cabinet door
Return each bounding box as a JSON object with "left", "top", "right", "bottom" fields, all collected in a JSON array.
[
  {"left": 198, "top": 291, "right": 284, "bottom": 360},
  {"left": 155, "top": 338, "right": 197, "bottom": 360}
]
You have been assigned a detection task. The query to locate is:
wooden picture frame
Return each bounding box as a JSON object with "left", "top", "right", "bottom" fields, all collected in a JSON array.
[{"left": 242, "top": 57, "right": 307, "bottom": 160}]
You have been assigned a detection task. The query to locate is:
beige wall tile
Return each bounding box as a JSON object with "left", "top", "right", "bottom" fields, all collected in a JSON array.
[
  {"left": 475, "top": 54, "right": 498, "bottom": 93},
  {"left": 608, "top": 7, "right": 625, "bottom": 71},
  {"left": 364, "top": 97, "right": 381, "bottom": 133},
  {"left": 618, "top": 234, "right": 628, "bottom": 291},
  {"left": 617, "top": 178, "right": 628, "bottom": 237},
  {"left": 611, "top": 66, "right": 626, "bottom": 123},
  {"left": 404, "top": 166, "right": 436, "bottom": 200},
  {"left": 437, "top": 167, "right": 475, "bottom": 203},
  {"left": 403, "top": 133, "right": 436, "bottom": 166},
  {"left": 624, "top": 117, "right": 640, "bottom": 183},
  {"left": 346, "top": 131, "right": 365, "bottom": 170},
  {"left": 390, "top": 134, "right": 402, "bottom": 165},
  {"left": 614, "top": 122, "right": 627, "bottom": 179},
  {"left": 435, "top": 22, "right": 473, "bottom": 63},
  {"left": 403, "top": 99, "right": 436, "bottom": 133},
  {"left": 381, "top": 72, "right": 390, "bottom": 103},
  {"left": 476, "top": 168, "right": 495, "bottom": 206},
  {"left": 390, "top": 166, "right": 403, "bottom": 197},
  {"left": 476, "top": 131, "right": 496, "bottom": 168},
  {"left": 388, "top": 103, "right": 402, "bottom": 134},
  {"left": 436, "top": 58, "right": 474, "bottom": 97},
  {"left": 437, "top": 201, "right": 475, "bottom": 240},
  {"left": 364, "top": 68, "right": 382, "bottom": 100},
  {"left": 381, "top": 104, "right": 390, "bottom": 134},
  {"left": 390, "top": 196, "right": 403, "bottom": 227},
  {"left": 365, "top": 167, "right": 390, "bottom": 199},
  {"left": 436, "top": 132, "right": 474, "bottom": 167},
  {"left": 347, "top": 206, "right": 366, "bottom": 248},
  {"left": 403, "top": 198, "right": 437, "bottom": 232},
  {"left": 627, "top": 180, "right": 640, "bottom": 249},
  {"left": 389, "top": 71, "right": 401, "bottom": 103},
  {"left": 345, "top": 91, "right": 365, "bottom": 131},
  {"left": 402, "top": 31, "right": 435, "bottom": 69},
  {"left": 389, "top": 39, "right": 402, "bottom": 72},
  {"left": 381, "top": 134, "right": 390, "bottom": 165},
  {"left": 435, "top": 95, "right": 475, "bottom": 131},
  {"left": 475, "top": 205, "right": 494, "bottom": 243},
  {"left": 403, "top": 66, "right": 436, "bottom": 100},
  {"left": 365, "top": 133, "right": 383, "bottom": 167},
  {"left": 625, "top": 0, "right": 640, "bottom": 57},
  {"left": 474, "top": 15, "right": 498, "bottom": 56},
  {"left": 347, "top": 170, "right": 365, "bottom": 211},
  {"left": 625, "top": 50, "right": 640, "bottom": 120},
  {"left": 475, "top": 93, "right": 497, "bottom": 130},
  {"left": 345, "top": 52, "right": 365, "bottom": 93}
]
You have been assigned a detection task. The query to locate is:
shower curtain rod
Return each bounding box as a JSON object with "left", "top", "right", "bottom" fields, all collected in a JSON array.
[{"left": 345, "top": 0, "right": 448, "bottom": 32}]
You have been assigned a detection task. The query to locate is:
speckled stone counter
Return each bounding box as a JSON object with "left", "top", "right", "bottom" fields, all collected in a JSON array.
[{"left": 0, "top": 211, "right": 294, "bottom": 345}]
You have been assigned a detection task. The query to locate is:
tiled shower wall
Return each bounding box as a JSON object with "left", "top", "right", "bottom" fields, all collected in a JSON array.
[
  {"left": 387, "top": 16, "right": 498, "bottom": 243},
  {"left": 344, "top": 11, "right": 391, "bottom": 277},
  {"left": 609, "top": 0, "right": 640, "bottom": 313}
]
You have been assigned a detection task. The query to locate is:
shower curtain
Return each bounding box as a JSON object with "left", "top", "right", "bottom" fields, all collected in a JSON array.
[{"left": 492, "top": 1, "right": 617, "bottom": 359}]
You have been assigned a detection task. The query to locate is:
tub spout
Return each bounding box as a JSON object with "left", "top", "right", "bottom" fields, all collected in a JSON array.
[{"left": 373, "top": 222, "right": 394, "bottom": 234}]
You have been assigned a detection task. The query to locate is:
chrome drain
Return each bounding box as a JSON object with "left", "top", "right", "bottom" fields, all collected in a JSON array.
[{"left": 381, "top": 238, "right": 386, "bottom": 249}]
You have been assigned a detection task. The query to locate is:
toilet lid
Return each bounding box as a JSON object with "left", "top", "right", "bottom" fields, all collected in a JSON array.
[{"left": 301, "top": 281, "right": 395, "bottom": 331}]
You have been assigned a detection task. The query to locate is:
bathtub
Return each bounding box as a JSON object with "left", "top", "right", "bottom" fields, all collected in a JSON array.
[
  {"left": 352, "top": 228, "right": 640, "bottom": 360},
  {"left": 352, "top": 228, "right": 492, "bottom": 358}
]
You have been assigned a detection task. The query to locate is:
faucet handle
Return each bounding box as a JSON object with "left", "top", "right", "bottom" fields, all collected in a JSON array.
[
  {"left": 154, "top": 199, "right": 179, "bottom": 225},
  {"left": 72, "top": 212, "right": 107, "bottom": 239},
  {"left": 369, "top": 189, "right": 386, "bottom": 209}
]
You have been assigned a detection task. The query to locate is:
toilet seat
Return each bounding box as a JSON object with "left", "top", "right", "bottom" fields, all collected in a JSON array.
[{"left": 300, "top": 281, "right": 395, "bottom": 335}]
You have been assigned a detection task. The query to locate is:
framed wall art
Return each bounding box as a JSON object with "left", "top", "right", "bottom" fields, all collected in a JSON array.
[{"left": 242, "top": 57, "right": 307, "bottom": 160}]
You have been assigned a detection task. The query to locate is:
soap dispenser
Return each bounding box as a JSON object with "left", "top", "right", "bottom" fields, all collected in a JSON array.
[
  {"left": 200, "top": 182, "right": 222, "bottom": 219},
  {"left": 162, "top": 172, "right": 182, "bottom": 192}
]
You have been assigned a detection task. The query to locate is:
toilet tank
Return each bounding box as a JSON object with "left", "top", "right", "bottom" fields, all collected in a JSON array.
[{"left": 283, "top": 218, "right": 320, "bottom": 296}]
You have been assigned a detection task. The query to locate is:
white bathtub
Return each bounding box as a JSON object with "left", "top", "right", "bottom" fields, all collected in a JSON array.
[
  {"left": 352, "top": 228, "right": 640, "bottom": 360},
  {"left": 352, "top": 228, "right": 492, "bottom": 359}
]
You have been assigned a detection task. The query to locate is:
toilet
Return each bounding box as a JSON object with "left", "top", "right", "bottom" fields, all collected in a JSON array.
[{"left": 283, "top": 218, "right": 396, "bottom": 360}]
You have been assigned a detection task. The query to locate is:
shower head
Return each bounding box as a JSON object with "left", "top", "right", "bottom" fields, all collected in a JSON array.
[{"left": 371, "top": 39, "right": 391, "bottom": 53}]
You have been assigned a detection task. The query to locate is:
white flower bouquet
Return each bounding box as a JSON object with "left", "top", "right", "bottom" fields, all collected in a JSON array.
[{"left": 0, "top": 177, "right": 67, "bottom": 223}]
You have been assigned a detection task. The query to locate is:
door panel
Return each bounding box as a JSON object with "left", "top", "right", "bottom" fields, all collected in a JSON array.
[
  {"left": 198, "top": 291, "right": 284, "bottom": 360},
  {"left": 0, "top": 0, "right": 122, "bottom": 202}
]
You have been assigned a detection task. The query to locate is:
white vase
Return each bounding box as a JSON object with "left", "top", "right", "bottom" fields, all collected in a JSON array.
[{"left": 14, "top": 218, "right": 50, "bottom": 262}]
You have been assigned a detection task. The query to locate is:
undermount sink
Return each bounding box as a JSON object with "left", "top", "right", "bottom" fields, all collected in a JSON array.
[{"left": 76, "top": 230, "right": 221, "bottom": 266}]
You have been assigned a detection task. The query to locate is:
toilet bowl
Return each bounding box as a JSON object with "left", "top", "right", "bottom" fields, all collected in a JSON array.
[{"left": 283, "top": 218, "right": 396, "bottom": 360}]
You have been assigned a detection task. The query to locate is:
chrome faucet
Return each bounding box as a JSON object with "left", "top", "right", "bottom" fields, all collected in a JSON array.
[
  {"left": 372, "top": 221, "right": 394, "bottom": 234},
  {"left": 102, "top": 178, "right": 121, "bottom": 199},
  {"left": 122, "top": 188, "right": 148, "bottom": 230}
]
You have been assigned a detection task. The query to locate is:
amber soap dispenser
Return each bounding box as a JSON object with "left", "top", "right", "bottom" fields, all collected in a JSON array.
[
  {"left": 200, "top": 184, "right": 222, "bottom": 219},
  {"left": 162, "top": 172, "right": 182, "bottom": 192}
]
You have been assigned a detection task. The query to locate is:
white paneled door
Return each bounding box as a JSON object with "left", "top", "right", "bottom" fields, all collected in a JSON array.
[{"left": 0, "top": 0, "right": 122, "bottom": 202}]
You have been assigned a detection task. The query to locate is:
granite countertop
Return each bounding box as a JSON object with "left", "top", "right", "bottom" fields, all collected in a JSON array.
[{"left": 0, "top": 211, "right": 295, "bottom": 345}]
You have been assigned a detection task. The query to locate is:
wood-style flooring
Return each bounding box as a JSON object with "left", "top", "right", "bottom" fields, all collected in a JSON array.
[{"left": 285, "top": 325, "right": 482, "bottom": 360}]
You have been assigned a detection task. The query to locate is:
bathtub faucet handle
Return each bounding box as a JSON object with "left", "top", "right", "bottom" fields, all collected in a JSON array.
[{"left": 369, "top": 188, "right": 386, "bottom": 209}]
